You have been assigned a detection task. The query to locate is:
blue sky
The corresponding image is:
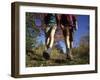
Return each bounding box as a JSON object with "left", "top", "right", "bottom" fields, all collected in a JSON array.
[
  {"left": 32, "top": 15, "right": 89, "bottom": 53},
  {"left": 73, "top": 15, "right": 89, "bottom": 47}
]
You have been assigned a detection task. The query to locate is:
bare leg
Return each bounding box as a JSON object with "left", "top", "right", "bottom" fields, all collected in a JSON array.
[
  {"left": 45, "top": 27, "right": 51, "bottom": 49},
  {"left": 46, "top": 37, "right": 50, "bottom": 46},
  {"left": 43, "top": 25, "right": 57, "bottom": 60},
  {"left": 45, "top": 26, "right": 56, "bottom": 49},
  {"left": 66, "top": 28, "right": 73, "bottom": 60},
  {"left": 49, "top": 26, "right": 57, "bottom": 48},
  {"left": 45, "top": 37, "right": 50, "bottom": 49},
  {"left": 61, "top": 26, "right": 73, "bottom": 60}
]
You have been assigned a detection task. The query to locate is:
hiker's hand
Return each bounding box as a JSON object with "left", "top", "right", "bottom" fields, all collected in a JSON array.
[
  {"left": 74, "top": 21, "right": 78, "bottom": 31},
  {"left": 60, "top": 24, "right": 64, "bottom": 30}
]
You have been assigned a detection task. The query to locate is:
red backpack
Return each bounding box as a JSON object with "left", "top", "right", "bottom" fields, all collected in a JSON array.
[{"left": 66, "top": 14, "right": 76, "bottom": 28}]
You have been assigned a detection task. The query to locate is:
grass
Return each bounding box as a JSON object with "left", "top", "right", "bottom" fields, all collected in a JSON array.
[{"left": 26, "top": 44, "right": 89, "bottom": 67}]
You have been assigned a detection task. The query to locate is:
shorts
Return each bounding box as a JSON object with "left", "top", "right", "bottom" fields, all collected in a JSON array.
[{"left": 60, "top": 14, "right": 73, "bottom": 27}]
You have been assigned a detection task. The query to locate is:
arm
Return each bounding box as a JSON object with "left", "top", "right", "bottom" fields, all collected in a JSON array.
[
  {"left": 73, "top": 15, "right": 78, "bottom": 31},
  {"left": 75, "top": 21, "right": 78, "bottom": 30}
]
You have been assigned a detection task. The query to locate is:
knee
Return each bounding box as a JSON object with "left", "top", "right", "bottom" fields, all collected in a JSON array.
[{"left": 50, "top": 35, "right": 54, "bottom": 39}]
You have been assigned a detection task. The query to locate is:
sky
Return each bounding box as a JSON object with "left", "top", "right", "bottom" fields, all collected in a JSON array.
[
  {"left": 73, "top": 15, "right": 89, "bottom": 47},
  {"left": 27, "top": 14, "right": 89, "bottom": 53}
]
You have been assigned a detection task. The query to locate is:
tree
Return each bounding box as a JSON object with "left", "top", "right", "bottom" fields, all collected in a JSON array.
[
  {"left": 26, "top": 12, "right": 40, "bottom": 50},
  {"left": 78, "top": 34, "right": 89, "bottom": 59}
]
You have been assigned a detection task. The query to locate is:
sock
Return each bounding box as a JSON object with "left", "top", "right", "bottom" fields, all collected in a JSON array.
[{"left": 46, "top": 48, "right": 52, "bottom": 54}]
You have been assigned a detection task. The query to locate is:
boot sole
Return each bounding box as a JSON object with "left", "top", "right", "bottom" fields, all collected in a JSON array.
[{"left": 43, "top": 51, "right": 50, "bottom": 60}]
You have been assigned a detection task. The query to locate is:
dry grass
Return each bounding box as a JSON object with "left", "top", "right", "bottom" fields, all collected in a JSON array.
[{"left": 26, "top": 44, "right": 89, "bottom": 67}]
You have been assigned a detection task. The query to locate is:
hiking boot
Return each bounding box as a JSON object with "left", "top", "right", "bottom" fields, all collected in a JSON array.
[
  {"left": 43, "top": 51, "right": 50, "bottom": 60},
  {"left": 66, "top": 52, "right": 74, "bottom": 60},
  {"left": 43, "top": 48, "right": 51, "bottom": 60}
]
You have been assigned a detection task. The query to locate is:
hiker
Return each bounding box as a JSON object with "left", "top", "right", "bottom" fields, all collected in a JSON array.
[
  {"left": 57, "top": 14, "right": 78, "bottom": 60},
  {"left": 43, "top": 13, "right": 57, "bottom": 60}
]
